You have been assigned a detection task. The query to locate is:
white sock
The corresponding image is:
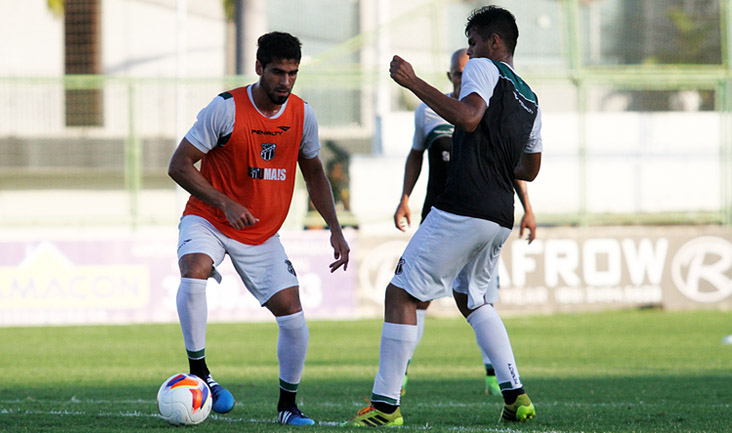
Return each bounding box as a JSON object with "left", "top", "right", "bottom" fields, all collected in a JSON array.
[
  {"left": 415, "top": 309, "right": 427, "bottom": 345},
  {"left": 466, "top": 304, "right": 522, "bottom": 390},
  {"left": 372, "top": 322, "right": 418, "bottom": 405},
  {"left": 276, "top": 311, "right": 309, "bottom": 387},
  {"left": 405, "top": 309, "right": 427, "bottom": 367},
  {"left": 478, "top": 345, "right": 492, "bottom": 367},
  {"left": 176, "top": 278, "right": 208, "bottom": 358}
]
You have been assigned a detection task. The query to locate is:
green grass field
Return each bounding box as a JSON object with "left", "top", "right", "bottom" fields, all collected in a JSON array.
[{"left": 2, "top": 310, "right": 731, "bottom": 432}]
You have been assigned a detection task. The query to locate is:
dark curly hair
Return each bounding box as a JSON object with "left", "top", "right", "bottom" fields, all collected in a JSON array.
[
  {"left": 256, "top": 32, "right": 302, "bottom": 68},
  {"left": 465, "top": 6, "right": 519, "bottom": 55}
]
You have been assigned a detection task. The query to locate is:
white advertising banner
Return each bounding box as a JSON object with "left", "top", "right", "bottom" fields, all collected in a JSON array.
[
  {"left": 355, "top": 226, "right": 732, "bottom": 315},
  {"left": 0, "top": 228, "right": 358, "bottom": 326},
  {"left": 0, "top": 225, "right": 729, "bottom": 326}
]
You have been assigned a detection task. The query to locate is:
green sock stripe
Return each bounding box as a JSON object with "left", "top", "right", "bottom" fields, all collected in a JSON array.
[
  {"left": 279, "top": 379, "right": 299, "bottom": 392},
  {"left": 187, "top": 348, "right": 205, "bottom": 359},
  {"left": 499, "top": 381, "right": 513, "bottom": 391},
  {"left": 370, "top": 393, "right": 398, "bottom": 406}
]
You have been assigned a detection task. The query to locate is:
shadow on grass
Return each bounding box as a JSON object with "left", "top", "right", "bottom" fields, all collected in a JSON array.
[
  {"left": 3, "top": 374, "right": 730, "bottom": 433},
  {"left": 313, "top": 374, "right": 732, "bottom": 432}
]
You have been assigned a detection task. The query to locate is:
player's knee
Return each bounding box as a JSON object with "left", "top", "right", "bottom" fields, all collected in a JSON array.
[
  {"left": 179, "top": 254, "right": 213, "bottom": 279},
  {"left": 266, "top": 286, "right": 303, "bottom": 316},
  {"left": 452, "top": 291, "right": 472, "bottom": 318},
  {"left": 274, "top": 304, "right": 303, "bottom": 317}
]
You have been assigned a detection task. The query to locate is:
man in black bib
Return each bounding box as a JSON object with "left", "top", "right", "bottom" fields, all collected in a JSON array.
[{"left": 347, "top": 6, "right": 542, "bottom": 427}]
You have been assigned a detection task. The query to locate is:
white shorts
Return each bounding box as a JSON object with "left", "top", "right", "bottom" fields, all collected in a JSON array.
[
  {"left": 391, "top": 208, "right": 510, "bottom": 310},
  {"left": 177, "top": 215, "right": 299, "bottom": 305},
  {"left": 453, "top": 265, "right": 500, "bottom": 304}
]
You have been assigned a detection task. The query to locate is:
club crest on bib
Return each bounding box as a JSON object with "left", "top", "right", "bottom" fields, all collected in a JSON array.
[{"left": 260, "top": 143, "right": 276, "bottom": 161}]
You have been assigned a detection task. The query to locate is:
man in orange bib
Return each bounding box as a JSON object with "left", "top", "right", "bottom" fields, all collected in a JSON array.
[{"left": 168, "top": 31, "right": 350, "bottom": 426}]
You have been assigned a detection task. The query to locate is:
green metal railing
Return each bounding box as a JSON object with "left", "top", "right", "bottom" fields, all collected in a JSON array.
[
  {"left": 1, "top": 0, "right": 731, "bottom": 226},
  {"left": 557, "top": 0, "right": 732, "bottom": 225}
]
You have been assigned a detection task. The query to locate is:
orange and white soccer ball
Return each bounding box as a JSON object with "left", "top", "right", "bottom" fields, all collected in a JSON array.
[{"left": 157, "top": 373, "right": 212, "bottom": 425}]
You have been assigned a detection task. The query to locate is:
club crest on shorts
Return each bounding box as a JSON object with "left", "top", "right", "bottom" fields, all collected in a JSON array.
[
  {"left": 260, "top": 143, "right": 276, "bottom": 161},
  {"left": 394, "top": 257, "right": 405, "bottom": 275},
  {"left": 285, "top": 259, "right": 297, "bottom": 276}
]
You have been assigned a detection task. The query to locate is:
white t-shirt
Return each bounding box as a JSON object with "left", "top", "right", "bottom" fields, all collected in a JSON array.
[
  {"left": 412, "top": 95, "right": 454, "bottom": 151},
  {"left": 185, "top": 85, "right": 321, "bottom": 159}
]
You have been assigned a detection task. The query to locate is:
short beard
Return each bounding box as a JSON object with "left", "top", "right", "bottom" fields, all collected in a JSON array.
[{"left": 266, "top": 90, "right": 289, "bottom": 105}]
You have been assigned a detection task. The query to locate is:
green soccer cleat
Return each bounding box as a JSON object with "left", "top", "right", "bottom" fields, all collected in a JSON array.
[
  {"left": 343, "top": 403, "right": 404, "bottom": 427},
  {"left": 485, "top": 375, "right": 501, "bottom": 396},
  {"left": 499, "top": 394, "right": 535, "bottom": 422}
]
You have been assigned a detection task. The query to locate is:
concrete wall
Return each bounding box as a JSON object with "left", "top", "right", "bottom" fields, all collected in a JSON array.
[
  {"left": 351, "top": 111, "right": 723, "bottom": 228},
  {"left": 0, "top": 0, "right": 226, "bottom": 77}
]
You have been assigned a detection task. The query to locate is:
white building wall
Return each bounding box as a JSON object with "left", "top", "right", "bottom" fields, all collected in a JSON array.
[
  {"left": 0, "top": 0, "right": 226, "bottom": 78},
  {"left": 351, "top": 111, "right": 723, "bottom": 228},
  {"left": 0, "top": 0, "right": 64, "bottom": 76},
  {"left": 0, "top": 0, "right": 227, "bottom": 139},
  {"left": 103, "top": 0, "right": 226, "bottom": 77}
]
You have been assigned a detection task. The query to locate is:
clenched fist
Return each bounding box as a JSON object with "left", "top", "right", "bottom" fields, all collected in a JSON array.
[{"left": 389, "top": 55, "right": 417, "bottom": 89}]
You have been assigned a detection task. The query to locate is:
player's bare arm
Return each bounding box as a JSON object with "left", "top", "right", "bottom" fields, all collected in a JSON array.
[
  {"left": 514, "top": 152, "right": 541, "bottom": 181},
  {"left": 513, "top": 180, "right": 536, "bottom": 244},
  {"left": 298, "top": 154, "right": 350, "bottom": 272},
  {"left": 394, "top": 149, "right": 424, "bottom": 231},
  {"left": 389, "top": 55, "right": 486, "bottom": 132},
  {"left": 168, "top": 138, "right": 259, "bottom": 229}
]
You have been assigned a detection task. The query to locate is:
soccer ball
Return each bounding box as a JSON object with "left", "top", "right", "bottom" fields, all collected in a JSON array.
[{"left": 157, "top": 373, "right": 213, "bottom": 425}]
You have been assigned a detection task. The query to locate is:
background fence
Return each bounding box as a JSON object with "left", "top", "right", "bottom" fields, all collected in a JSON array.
[
  {"left": 2, "top": 0, "right": 732, "bottom": 326},
  {"left": 2, "top": 0, "right": 732, "bottom": 228}
]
